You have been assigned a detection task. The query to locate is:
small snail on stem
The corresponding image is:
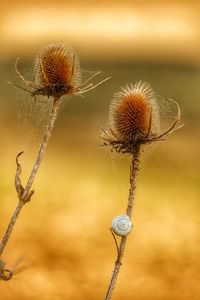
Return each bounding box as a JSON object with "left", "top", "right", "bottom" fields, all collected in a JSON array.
[{"left": 111, "top": 215, "right": 133, "bottom": 237}]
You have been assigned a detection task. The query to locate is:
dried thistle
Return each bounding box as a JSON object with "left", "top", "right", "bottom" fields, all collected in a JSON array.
[
  {"left": 13, "top": 42, "right": 109, "bottom": 99},
  {"left": 102, "top": 81, "right": 182, "bottom": 154},
  {"left": 103, "top": 81, "right": 183, "bottom": 300},
  {"left": 0, "top": 42, "right": 109, "bottom": 266}
]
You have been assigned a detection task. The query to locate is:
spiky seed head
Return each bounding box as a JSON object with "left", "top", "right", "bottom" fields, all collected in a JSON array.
[
  {"left": 34, "top": 42, "right": 81, "bottom": 89},
  {"left": 109, "top": 82, "right": 159, "bottom": 142}
]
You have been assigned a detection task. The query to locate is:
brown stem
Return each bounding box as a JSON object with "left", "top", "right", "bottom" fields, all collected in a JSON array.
[
  {"left": 0, "top": 201, "right": 23, "bottom": 257},
  {"left": 0, "top": 97, "right": 60, "bottom": 258},
  {"left": 21, "top": 98, "right": 60, "bottom": 202},
  {"left": 104, "top": 145, "right": 141, "bottom": 300}
]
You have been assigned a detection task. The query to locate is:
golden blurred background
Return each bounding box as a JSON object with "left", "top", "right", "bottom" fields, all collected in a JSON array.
[{"left": 0, "top": 0, "right": 200, "bottom": 299}]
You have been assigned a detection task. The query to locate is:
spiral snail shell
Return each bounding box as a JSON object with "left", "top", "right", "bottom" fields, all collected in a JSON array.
[{"left": 111, "top": 215, "right": 133, "bottom": 236}]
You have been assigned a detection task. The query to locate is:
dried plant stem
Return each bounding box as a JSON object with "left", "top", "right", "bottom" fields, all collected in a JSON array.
[
  {"left": 104, "top": 145, "right": 141, "bottom": 300},
  {"left": 0, "top": 201, "right": 23, "bottom": 257},
  {"left": 0, "top": 97, "right": 60, "bottom": 257},
  {"left": 21, "top": 98, "right": 60, "bottom": 201}
]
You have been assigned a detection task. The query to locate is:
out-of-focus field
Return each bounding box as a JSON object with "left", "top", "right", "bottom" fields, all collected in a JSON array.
[{"left": 0, "top": 61, "right": 199, "bottom": 300}]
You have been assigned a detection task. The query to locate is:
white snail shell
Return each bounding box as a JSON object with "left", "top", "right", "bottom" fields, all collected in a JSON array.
[{"left": 111, "top": 215, "right": 133, "bottom": 236}]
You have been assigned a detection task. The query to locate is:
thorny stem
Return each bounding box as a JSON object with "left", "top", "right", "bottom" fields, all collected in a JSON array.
[
  {"left": 104, "top": 145, "right": 141, "bottom": 300},
  {"left": 0, "top": 97, "right": 60, "bottom": 257}
]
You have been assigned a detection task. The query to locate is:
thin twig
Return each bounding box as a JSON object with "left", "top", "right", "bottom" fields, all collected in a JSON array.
[
  {"left": 0, "top": 201, "right": 24, "bottom": 257},
  {"left": 104, "top": 145, "right": 141, "bottom": 300},
  {"left": 21, "top": 98, "right": 60, "bottom": 202},
  {"left": 0, "top": 97, "right": 60, "bottom": 258}
]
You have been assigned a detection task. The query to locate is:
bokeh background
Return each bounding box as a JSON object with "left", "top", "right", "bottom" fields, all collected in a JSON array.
[{"left": 0, "top": 0, "right": 200, "bottom": 299}]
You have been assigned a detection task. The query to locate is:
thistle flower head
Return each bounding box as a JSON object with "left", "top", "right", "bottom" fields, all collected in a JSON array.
[
  {"left": 109, "top": 82, "right": 159, "bottom": 142},
  {"left": 34, "top": 42, "right": 81, "bottom": 91},
  {"left": 102, "top": 81, "right": 182, "bottom": 154},
  {"left": 13, "top": 42, "right": 110, "bottom": 100}
]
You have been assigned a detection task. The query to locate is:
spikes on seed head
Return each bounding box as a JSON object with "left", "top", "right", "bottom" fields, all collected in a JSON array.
[
  {"left": 109, "top": 81, "right": 159, "bottom": 142},
  {"left": 12, "top": 42, "right": 110, "bottom": 99},
  {"left": 34, "top": 42, "right": 81, "bottom": 89}
]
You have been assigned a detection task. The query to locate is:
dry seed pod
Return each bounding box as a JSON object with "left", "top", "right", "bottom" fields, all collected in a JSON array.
[
  {"left": 109, "top": 82, "right": 159, "bottom": 142},
  {"left": 102, "top": 81, "right": 182, "bottom": 154},
  {"left": 14, "top": 42, "right": 110, "bottom": 99},
  {"left": 33, "top": 42, "right": 81, "bottom": 96},
  {"left": 111, "top": 215, "right": 133, "bottom": 236}
]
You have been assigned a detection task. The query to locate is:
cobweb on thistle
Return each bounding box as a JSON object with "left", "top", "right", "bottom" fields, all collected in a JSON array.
[
  {"left": 12, "top": 67, "right": 104, "bottom": 162},
  {"left": 15, "top": 91, "right": 53, "bottom": 149},
  {"left": 156, "top": 96, "right": 181, "bottom": 135}
]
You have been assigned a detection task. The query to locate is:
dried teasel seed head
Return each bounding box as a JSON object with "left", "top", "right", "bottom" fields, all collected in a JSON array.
[
  {"left": 34, "top": 42, "right": 81, "bottom": 87},
  {"left": 109, "top": 82, "right": 159, "bottom": 142},
  {"left": 34, "top": 42, "right": 81, "bottom": 92},
  {"left": 102, "top": 81, "right": 182, "bottom": 154},
  {"left": 13, "top": 42, "right": 110, "bottom": 99}
]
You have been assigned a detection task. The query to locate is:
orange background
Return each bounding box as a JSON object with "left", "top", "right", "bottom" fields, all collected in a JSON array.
[{"left": 0, "top": 1, "right": 199, "bottom": 299}]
